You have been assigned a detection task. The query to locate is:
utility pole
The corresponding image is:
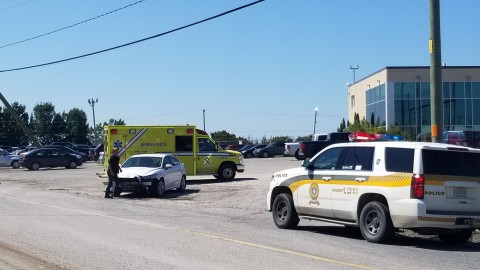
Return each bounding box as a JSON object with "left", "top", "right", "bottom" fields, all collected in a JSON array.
[
  {"left": 88, "top": 98, "right": 99, "bottom": 145},
  {"left": 313, "top": 108, "right": 318, "bottom": 135},
  {"left": 0, "top": 92, "right": 42, "bottom": 147},
  {"left": 429, "top": 0, "right": 443, "bottom": 143},
  {"left": 349, "top": 65, "right": 359, "bottom": 83}
]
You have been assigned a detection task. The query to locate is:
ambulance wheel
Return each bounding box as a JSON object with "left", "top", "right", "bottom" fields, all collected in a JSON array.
[
  {"left": 177, "top": 175, "right": 186, "bottom": 191},
  {"left": 359, "top": 201, "right": 394, "bottom": 243},
  {"left": 438, "top": 229, "right": 473, "bottom": 245},
  {"left": 218, "top": 164, "right": 236, "bottom": 180},
  {"left": 151, "top": 179, "right": 165, "bottom": 197},
  {"left": 272, "top": 193, "right": 299, "bottom": 229}
]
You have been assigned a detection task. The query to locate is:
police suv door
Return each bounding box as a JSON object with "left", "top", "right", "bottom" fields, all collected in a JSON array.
[
  {"left": 295, "top": 147, "right": 344, "bottom": 218},
  {"left": 329, "top": 146, "right": 374, "bottom": 221}
]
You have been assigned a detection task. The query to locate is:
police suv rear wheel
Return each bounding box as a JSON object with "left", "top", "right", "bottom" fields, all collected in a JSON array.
[
  {"left": 359, "top": 201, "right": 394, "bottom": 243},
  {"left": 272, "top": 193, "right": 299, "bottom": 229}
]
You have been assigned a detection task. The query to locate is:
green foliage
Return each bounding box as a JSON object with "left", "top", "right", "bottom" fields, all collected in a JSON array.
[
  {"left": 271, "top": 136, "right": 290, "bottom": 143},
  {"left": 0, "top": 102, "right": 29, "bottom": 147},
  {"left": 211, "top": 130, "right": 237, "bottom": 143},
  {"left": 65, "top": 108, "right": 89, "bottom": 144}
]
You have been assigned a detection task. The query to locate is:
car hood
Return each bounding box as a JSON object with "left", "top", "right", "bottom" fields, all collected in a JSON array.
[{"left": 118, "top": 167, "right": 161, "bottom": 177}]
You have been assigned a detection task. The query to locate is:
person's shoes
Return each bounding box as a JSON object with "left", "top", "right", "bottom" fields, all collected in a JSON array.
[{"left": 104, "top": 193, "right": 113, "bottom": 198}]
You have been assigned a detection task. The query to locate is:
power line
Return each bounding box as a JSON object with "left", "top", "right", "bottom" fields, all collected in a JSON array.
[
  {"left": 0, "top": 0, "right": 147, "bottom": 49},
  {"left": 0, "top": 0, "right": 265, "bottom": 73},
  {"left": 0, "top": 0, "right": 34, "bottom": 13}
]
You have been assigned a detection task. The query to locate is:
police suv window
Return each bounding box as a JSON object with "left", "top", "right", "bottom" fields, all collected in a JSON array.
[
  {"left": 339, "top": 147, "right": 374, "bottom": 171},
  {"left": 385, "top": 147, "right": 414, "bottom": 173},
  {"left": 312, "top": 147, "right": 343, "bottom": 170}
]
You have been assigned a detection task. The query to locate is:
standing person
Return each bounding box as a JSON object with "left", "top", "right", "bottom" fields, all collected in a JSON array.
[{"left": 105, "top": 147, "right": 122, "bottom": 198}]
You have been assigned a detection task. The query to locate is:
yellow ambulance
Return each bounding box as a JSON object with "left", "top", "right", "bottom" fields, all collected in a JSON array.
[{"left": 103, "top": 125, "right": 244, "bottom": 180}]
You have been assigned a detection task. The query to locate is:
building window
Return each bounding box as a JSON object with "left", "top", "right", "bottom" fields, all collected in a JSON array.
[{"left": 351, "top": 95, "right": 355, "bottom": 108}]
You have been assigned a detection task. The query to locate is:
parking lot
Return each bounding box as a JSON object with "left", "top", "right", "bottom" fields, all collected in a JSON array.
[{"left": 0, "top": 157, "right": 479, "bottom": 269}]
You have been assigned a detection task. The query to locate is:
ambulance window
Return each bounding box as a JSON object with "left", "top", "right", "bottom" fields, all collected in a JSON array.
[
  {"left": 176, "top": 136, "right": 193, "bottom": 151},
  {"left": 198, "top": 138, "right": 215, "bottom": 152}
]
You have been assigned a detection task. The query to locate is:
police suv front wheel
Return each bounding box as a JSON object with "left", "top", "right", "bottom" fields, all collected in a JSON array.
[
  {"left": 359, "top": 201, "right": 395, "bottom": 243},
  {"left": 272, "top": 193, "right": 299, "bottom": 229}
]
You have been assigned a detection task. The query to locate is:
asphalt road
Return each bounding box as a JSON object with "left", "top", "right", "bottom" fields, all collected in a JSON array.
[{"left": 0, "top": 157, "right": 478, "bottom": 270}]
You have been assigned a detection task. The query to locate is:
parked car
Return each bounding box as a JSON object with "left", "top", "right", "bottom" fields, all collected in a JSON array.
[
  {"left": 52, "top": 142, "right": 92, "bottom": 160},
  {"left": 116, "top": 153, "right": 187, "bottom": 197},
  {"left": 253, "top": 142, "right": 285, "bottom": 158},
  {"left": 224, "top": 145, "right": 239, "bottom": 151},
  {"left": 443, "top": 130, "right": 480, "bottom": 148},
  {"left": 44, "top": 145, "right": 88, "bottom": 162},
  {"left": 241, "top": 144, "right": 267, "bottom": 158},
  {"left": 0, "top": 149, "right": 21, "bottom": 169},
  {"left": 93, "top": 143, "right": 104, "bottom": 161},
  {"left": 20, "top": 148, "right": 83, "bottom": 170}
]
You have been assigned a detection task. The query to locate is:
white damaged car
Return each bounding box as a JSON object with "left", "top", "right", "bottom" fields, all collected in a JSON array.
[{"left": 116, "top": 153, "right": 187, "bottom": 197}]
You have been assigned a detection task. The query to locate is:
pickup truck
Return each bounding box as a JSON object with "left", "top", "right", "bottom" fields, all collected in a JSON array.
[{"left": 298, "top": 132, "right": 350, "bottom": 159}]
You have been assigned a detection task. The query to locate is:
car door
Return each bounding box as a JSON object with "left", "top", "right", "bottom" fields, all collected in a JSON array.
[
  {"left": 329, "top": 146, "right": 374, "bottom": 221},
  {"left": 50, "top": 149, "right": 66, "bottom": 167},
  {"left": 0, "top": 150, "right": 8, "bottom": 166},
  {"left": 162, "top": 156, "right": 177, "bottom": 190},
  {"left": 295, "top": 147, "right": 344, "bottom": 218}
]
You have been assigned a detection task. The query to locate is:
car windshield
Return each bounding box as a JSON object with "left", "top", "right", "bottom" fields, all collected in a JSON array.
[{"left": 122, "top": 156, "right": 163, "bottom": 168}]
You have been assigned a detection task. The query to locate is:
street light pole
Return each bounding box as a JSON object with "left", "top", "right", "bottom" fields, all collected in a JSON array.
[
  {"left": 88, "top": 98, "right": 99, "bottom": 144},
  {"left": 313, "top": 107, "right": 318, "bottom": 135},
  {"left": 203, "top": 109, "right": 206, "bottom": 131},
  {"left": 349, "top": 65, "right": 359, "bottom": 83}
]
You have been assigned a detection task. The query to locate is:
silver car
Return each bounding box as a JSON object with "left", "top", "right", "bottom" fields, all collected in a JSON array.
[
  {"left": 0, "top": 149, "right": 21, "bottom": 169},
  {"left": 116, "top": 154, "right": 187, "bottom": 197}
]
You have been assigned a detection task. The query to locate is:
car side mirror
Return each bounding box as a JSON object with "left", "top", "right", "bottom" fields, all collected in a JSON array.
[{"left": 165, "top": 164, "right": 173, "bottom": 169}]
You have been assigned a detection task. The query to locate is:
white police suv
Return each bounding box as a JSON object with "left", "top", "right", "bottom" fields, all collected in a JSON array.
[{"left": 267, "top": 141, "right": 480, "bottom": 244}]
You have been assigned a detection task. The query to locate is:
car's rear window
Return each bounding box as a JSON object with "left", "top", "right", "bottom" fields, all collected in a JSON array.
[
  {"left": 422, "top": 149, "right": 480, "bottom": 177},
  {"left": 385, "top": 148, "right": 414, "bottom": 173}
]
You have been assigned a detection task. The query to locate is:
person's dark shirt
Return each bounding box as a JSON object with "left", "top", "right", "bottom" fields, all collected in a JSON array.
[{"left": 109, "top": 155, "right": 121, "bottom": 174}]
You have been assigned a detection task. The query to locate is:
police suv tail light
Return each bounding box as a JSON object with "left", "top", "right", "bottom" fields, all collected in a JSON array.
[{"left": 411, "top": 174, "right": 424, "bottom": 199}]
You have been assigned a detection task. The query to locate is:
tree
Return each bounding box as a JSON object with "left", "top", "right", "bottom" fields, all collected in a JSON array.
[
  {"left": 31, "top": 102, "right": 57, "bottom": 144},
  {"left": 0, "top": 102, "right": 31, "bottom": 147},
  {"left": 51, "top": 113, "right": 67, "bottom": 143},
  {"left": 211, "top": 130, "right": 237, "bottom": 143},
  {"left": 271, "top": 136, "right": 290, "bottom": 142},
  {"left": 65, "top": 108, "right": 89, "bottom": 144},
  {"left": 337, "top": 118, "right": 346, "bottom": 132}
]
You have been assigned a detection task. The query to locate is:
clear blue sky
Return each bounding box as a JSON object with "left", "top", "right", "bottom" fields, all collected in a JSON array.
[{"left": 1, "top": 0, "right": 479, "bottom": 141}]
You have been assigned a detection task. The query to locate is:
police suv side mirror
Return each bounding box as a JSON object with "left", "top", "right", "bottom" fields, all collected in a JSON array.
[{"left": 301, "top": 158, "right": 311, "bottom": 168}]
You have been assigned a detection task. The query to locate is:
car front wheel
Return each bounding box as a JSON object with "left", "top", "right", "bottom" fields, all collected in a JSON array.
[
  {"left": 177, "top": 175, "right": 186, "bottom": 191},
  {"left": 262, "top": 151, "right": 270, "bottom": 158},
  {"left": 30, "top": 162, "right": 40, "bottom": 171},
  {"left": 272, "top": 193, "right": 299, "bottom": 229},
  {"left": 151, "top": 179, "right": 165, "bottom": 197},
  {"left": 11, "top": 160, "right": 20, "bottom": 169},
  {"left": 68, "top": 160, "right": 77, "bottom": 169},
  {"left": 359, "top": 201, "right": 395, "bottom": 243}
]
